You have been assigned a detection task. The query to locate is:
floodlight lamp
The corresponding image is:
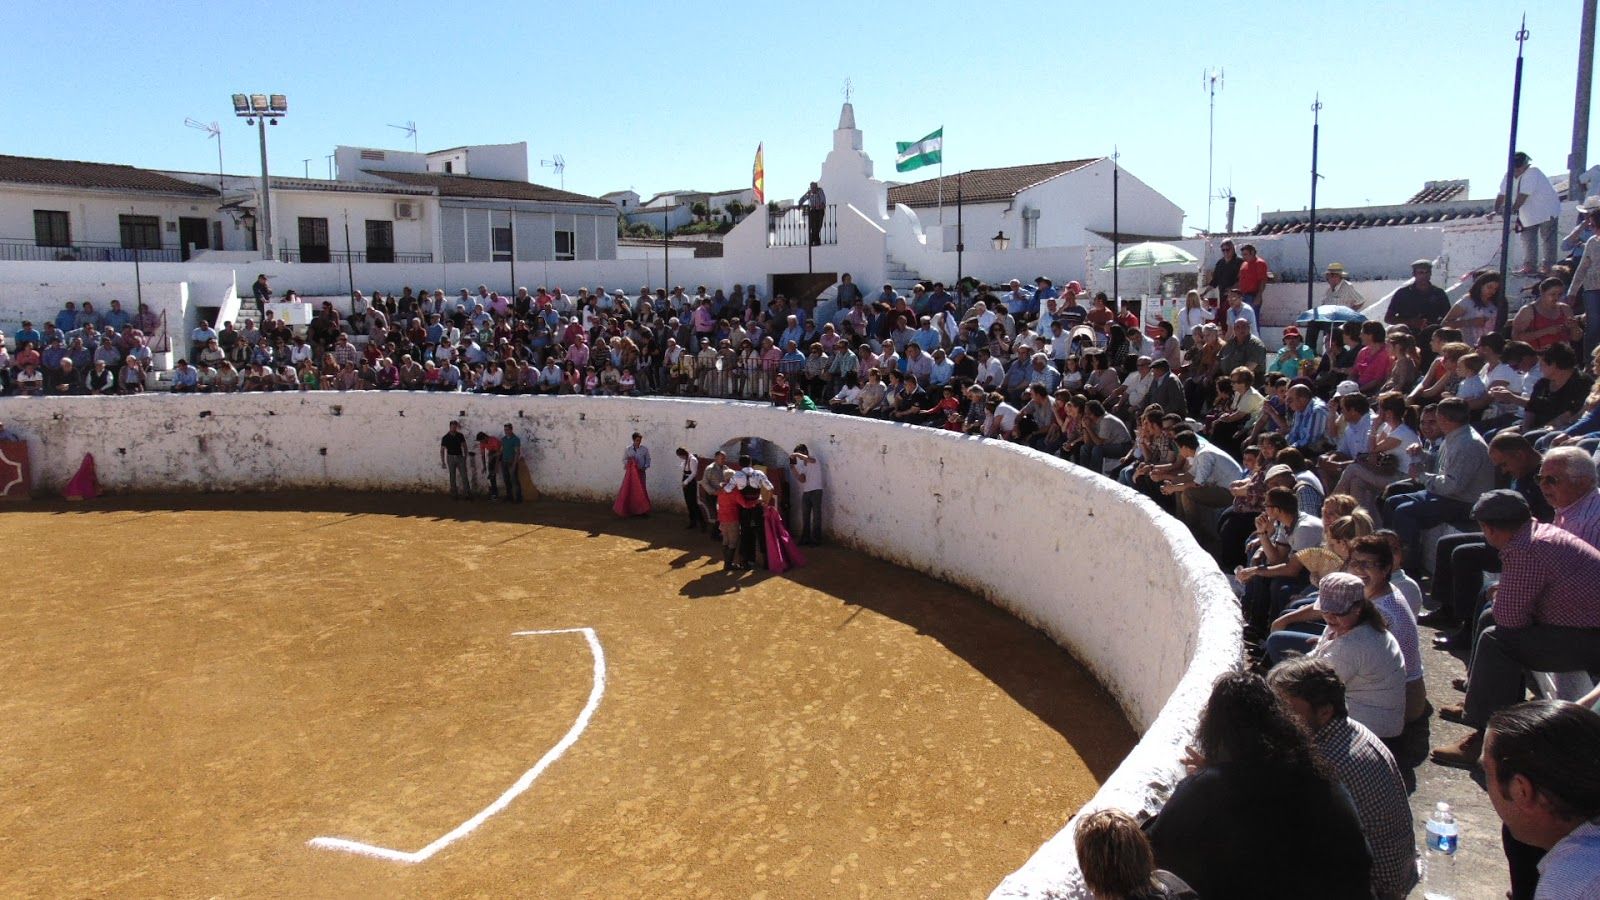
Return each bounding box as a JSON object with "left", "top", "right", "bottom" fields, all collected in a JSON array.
[
  {"left": 250, "top": 94, "right": 269, "bottom": 112},
  {"left": 268, "top": 94, "right": 287, "bottom": 113},
  {"left": 231, "top": 94, "right": 249, "bottom": 114}
]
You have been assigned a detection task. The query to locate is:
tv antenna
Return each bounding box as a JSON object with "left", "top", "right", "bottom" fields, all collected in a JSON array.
[
  {"left": 1202, "top": 67, "right": 1224, "bottom": 235},
  {"left": 184, "top": 117, "right": 224, "bottom": 194},
  {"left": 542, "top": 154, "right": 566, "bottom": 190},
  {"left": 387, "top": 120, "right": 418, "bottom": 151}
]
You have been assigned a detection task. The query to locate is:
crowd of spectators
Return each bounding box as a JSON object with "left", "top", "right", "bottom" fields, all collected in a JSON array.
[{"left": 7, "top": 232, "right": 1600, "bottom": 896}]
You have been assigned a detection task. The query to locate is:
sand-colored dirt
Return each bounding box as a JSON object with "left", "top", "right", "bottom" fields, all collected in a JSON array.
[{"left": 0, "top": 494, "right": 1133, "bottom": 898}]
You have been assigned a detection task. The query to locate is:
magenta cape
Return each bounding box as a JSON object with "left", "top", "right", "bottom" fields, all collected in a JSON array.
[
  {"left": 612, "top": 459, "right": 651, "bottom": 517},
  {"left": 762, "top": 505, "right": 807, "bottom": 573},
  {"left": 64, "top": 452, "right": 100, "bottom": 501}
]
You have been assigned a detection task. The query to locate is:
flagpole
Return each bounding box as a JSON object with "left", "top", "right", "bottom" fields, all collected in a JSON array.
[{"left": 937, "top": 130, "right": 944, "bottom": 225}]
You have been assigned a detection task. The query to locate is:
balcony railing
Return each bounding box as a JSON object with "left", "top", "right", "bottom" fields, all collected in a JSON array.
[
  {"left": 277, "top": 249, "right": 434, "bottom": 264},
  {"left": 767, "top": 205, "right": 838, "bottom": 248},
  {"left": 0, "top": 239, "right": 183, "bottom": 263}
]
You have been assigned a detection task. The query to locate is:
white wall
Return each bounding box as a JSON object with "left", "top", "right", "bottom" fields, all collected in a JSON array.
[
  {"left": 0, "top": 185, "right": 220, "bottom": 253},
  {"left": 0, "top": 260, "right": 237, "bottom": 351},
  {"left": 0, "top": 393, "right": 1238, "bottom": 899}
]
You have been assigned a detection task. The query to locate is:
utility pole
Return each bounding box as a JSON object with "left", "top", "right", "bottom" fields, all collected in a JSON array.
[
  {"left": 1500, "top": 17, "right": 1531, "bottom": 286},
  {"left": 1112, "top": 147, "right": 1121, "bottom": 304},
  {"left": 956, "top": 173, "right": 965, "bottom": 289},
  {"left": 1309, "top": 94, "right": 1323, "bottom": 312},
  {"left": 1570, "top": 0, "right": 1597, "bottom": 202},
  {"left": 1203, "top": 68, "right": 1224, "bottom": 235}
]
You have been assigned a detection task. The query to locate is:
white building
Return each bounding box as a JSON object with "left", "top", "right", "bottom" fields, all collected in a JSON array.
[{"left": 0, "top": 154, "right": 223, "bottom": 262}]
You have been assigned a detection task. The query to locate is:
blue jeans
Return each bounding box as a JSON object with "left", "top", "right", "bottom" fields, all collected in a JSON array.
[
  {"left": 1383, "top": 490, "right": 1473, "bottom": 558},
  {"left": 1582, "top": 289, "right": 1600, "bottom": 357}
]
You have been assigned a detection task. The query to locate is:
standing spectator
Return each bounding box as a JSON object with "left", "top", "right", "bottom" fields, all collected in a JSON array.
[
  {"left": 1203, "top": 239, "right": 1242, "bottom": 300},
  {"left": 1493, "top": 151, "right": 1562, "bottom": 275},
  {"left": 1268, "top": 657, "right": 1418, "bottom": 900},
  {"left": 1433, "top": 490, "right": 1600, "bottom": 767},
  {"left": 1235, "top": 243, "right": 1270, "bottom": 309},
  {"left": 1567, "top": 205, "right": 1600, "bottom": 354},
  {"left": 500, "top": 423, "right": 524, "bottom": 504},
  {"left": 700, "top": 450, "right": 734, "bottom": 540},
  {"left": 440, "top": 421, "right": 469, "bottom": 500},
  {"left": 789, "top": 444, "right": 824, "bottom": 545},
  {"left": 676, "top": 447, "right": 704, "bottom": 531},
  {"left": 1482, "top": 701, "right": 1600, "bottom": 899},
  {"left": 799, "top": 181, "right": 827, "bottom": 247},
  {"left": 252, "top": 273, "right": 273, "bottom": 304},
  {"left": 1384, "top": 260, "right": 1451, "bottom": 335},
  {"left": 1144, "top": 672, "right": 1373, "bottom": 900},
  {"left": 475, "top": 430, "right": 502, "bottom": 500}
]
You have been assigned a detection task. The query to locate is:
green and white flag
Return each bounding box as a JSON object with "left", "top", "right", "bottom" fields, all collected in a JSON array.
[{"left": 895, "top": 127, "right": 943, "bottom": 173}]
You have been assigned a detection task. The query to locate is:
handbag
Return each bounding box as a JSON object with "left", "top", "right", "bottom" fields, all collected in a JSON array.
[{"left": 1355, "top": 451, "right": 1399, "bottom": 476}]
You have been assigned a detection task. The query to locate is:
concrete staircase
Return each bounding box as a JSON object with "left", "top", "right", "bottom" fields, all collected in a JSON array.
[{"left": 884, "top": 255, "right": 927, "bottom": 294}]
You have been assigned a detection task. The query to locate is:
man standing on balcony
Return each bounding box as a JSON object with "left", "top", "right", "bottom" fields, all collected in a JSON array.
[
  {"left": 800, "top": 181, "right": 827, "bottom": 247},
  {"left": 1492, "top": 152, "right": 1562, "bottom": 275}
]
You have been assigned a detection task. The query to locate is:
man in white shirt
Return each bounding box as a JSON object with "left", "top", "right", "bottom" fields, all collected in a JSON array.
[
  {"left": 675, "top": 447, "right": 703, "bottom": 531},
  {"left": 1482, "top": 700, "right": 1600, "bottom": 900},
  {"left": 1164, "top": 430, "right": 1246, "bottom": 537},
  {"left": 1493, "top": 151, "right": 1562, "bottom": 275},
  {"left": 789, "top": 444, "right": 825, "bottom": 545}
]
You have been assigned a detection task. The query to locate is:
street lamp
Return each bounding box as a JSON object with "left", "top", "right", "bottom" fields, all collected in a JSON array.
[
  {"left": 991, "top": 230, "right": 1010, "bottom": 251},
  {"left": 232, "top": 92, "right": 287, "bottom": 261}
]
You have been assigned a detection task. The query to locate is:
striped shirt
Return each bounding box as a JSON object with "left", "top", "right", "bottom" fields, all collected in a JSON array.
[
  {"left": 1313, "top": 717, "right": 1418, "bottom": 899},
  {"left": 1555, "top": 489, "right": 1600, "bottom": 550},
  {"left": 1285, "top": 398, "right": 1330, "bottom": 451},
  {"left": 1536, "top": 817, "right": 1600, "bottom": 900},
  {"left": 1495, "top": 522, "right": 1600, "bottom": 629}
]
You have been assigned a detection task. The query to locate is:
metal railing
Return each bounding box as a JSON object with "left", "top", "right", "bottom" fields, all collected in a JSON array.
[
  {"left": 0, "top": 239, "right": 183, "bottom": 263},
  {"left": 277, "top": 249, "right": 434, "bottom": 264},
  {"left": 767, "top": 205, "right": 838, "bottom": 248}
]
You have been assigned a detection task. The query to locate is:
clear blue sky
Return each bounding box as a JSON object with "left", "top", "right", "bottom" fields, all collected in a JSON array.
[{"left": 1, "top": 0, "right": 1593, "bottom": 230}]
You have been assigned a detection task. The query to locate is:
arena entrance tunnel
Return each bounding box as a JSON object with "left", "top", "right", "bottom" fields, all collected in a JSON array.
[{"left": 0, "top": 393, "right": 1239, "bottom": 898}]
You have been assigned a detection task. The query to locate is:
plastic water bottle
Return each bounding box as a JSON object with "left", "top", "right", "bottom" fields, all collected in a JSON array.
[{"left": 1423, "top": 801, "right": 1459, "bottom": 900}]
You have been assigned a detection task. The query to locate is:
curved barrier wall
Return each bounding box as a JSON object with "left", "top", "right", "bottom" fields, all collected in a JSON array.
[{"left": 0, "top": 394, "right": 1239, "bottom": 898}]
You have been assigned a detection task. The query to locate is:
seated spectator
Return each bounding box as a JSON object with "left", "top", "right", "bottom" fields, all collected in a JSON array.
[
  {"left": 1382, "top": 397, "right": 1493, "bottom": 564},
  {"left": 1542, "top": 445, "right": 1600, "bottom": 548},
  {"left": 1144, "top": 671, "right": 1372, "bottom": 900},
  {"left": 1073, "top": 808, "right": 1197, "bottom": 900},
  {"left": 1237, "top": 487, "right": 1322, "bottom": 634},
  {"left": 1308, "top": 572, "right": 1408, "bottom": 739},
  {"left": 85, "top": 358, "right": 115, "bottom": 394},
  {"left": 1433, "top": 490, "right": 1600, "bottom": 767},
  {"left": 1482, "top": 700, "right": 1600, "bottom": 899},
  {"left": 1268, "top": 657, "right": 1418, "bottom": 900},
  {"left": 1161, "top": 430, "right": 1245, "bottom": 537}
]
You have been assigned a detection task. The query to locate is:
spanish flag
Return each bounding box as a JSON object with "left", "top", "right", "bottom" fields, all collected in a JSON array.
[{"left": 752, "top": 143, "right": 765, "bottom": 204}]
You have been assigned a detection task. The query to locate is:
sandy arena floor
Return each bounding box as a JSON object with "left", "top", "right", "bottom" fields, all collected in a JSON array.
[{"left": 0, "top": 494, "right": 1133, "bottom": 898}]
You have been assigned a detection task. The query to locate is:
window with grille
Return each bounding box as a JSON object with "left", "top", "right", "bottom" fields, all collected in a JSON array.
[
  {"left": 118, "top": 215, "right": 161, "bottom": 250},
  {"left": 34, "top": 210, "right": 70, "bottom": 247}
]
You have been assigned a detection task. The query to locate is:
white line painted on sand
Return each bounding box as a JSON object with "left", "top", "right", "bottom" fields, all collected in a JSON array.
[{"left": 308, "top": 627, "right": 606, "bottom": 863}]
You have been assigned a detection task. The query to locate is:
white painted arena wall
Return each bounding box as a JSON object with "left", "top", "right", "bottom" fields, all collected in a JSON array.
[{"left": 0, "top": 393, "right": 1239, "bottom": 899}]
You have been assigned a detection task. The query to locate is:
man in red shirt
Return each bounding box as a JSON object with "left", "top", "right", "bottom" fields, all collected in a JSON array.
[{"left": 1236, "top": 243, "right": 1270, "bottom": 310}]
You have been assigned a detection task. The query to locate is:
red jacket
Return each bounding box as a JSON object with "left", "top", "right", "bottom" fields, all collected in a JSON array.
[{"left": 717, "top": 487, "right": 757, "bottom": 524}]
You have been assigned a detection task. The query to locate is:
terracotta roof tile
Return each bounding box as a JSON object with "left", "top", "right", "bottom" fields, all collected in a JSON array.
[
  {"left": 366, "top": 170, "right": 613, "bottom": 206},
  {"left": 0, "top": 154, "right": 219, "bottom": 197},
  {"left": 888, "top": 159, "right": 1101, "bottom": 207}
]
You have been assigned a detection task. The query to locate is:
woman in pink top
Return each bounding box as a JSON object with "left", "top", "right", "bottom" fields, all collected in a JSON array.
[{"left": 1351, "top": 321, "right": 1393, "bottom": 393}]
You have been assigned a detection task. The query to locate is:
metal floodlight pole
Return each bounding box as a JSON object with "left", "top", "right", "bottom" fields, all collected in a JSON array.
[
  {"left": 131, "top": 207, "right": 144, "bottom": 308},
  {"left": 1500, "top": 18, "right": 1531, "bottom": 286},
  {"left": 343, "top": 210, "right": 355, "bottom": 304},
  {"left": 508, "top": 207, "right": 517, "bottom": 296},
  {"left": 1112, "top": 148, "right": 1120, "bottom": 304},
  {"left": 663, "top": 211, "right": 670, "bottom": 292},
  {"left": 1571, "top": 0, "right": 1597, "bottom": 203},
  {"left": 1204, "top": 68, "right": 1223, "bottom": 235},
  {"left": 1309, "top": 94, "right": 1323, "bottom": 311},
  {"left": 258, "top": 117, "right": 274, "bottom": 260},
  {"left": 956, "top": 172, "right": 965, "bottom": 288}
]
